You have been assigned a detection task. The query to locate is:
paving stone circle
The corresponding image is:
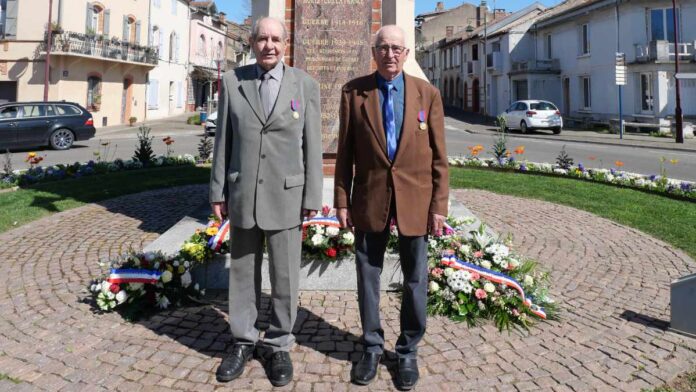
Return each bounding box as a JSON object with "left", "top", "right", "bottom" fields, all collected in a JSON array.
[{"left": 0, "top": 185, "right": 694, "bottom": 391}]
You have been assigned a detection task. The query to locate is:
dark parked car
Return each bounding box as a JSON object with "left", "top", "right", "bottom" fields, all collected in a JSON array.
[{"left": 0, "top": 101, "right": 96, "bottom": 150}]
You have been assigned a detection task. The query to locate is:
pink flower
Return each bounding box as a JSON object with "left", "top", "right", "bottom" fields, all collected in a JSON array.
[
  {"left": 470, "top": 272, "right": 480, "bottom": 281},
  {"left": 473, "top": 251, "right": 484, "bottom": 258},
  {"left": 321, "top": 205, "right": 331, "bottom": 216},
  {"left": 512, "top": 309, "right": 520, "bottom": 317},
  {"left": 430, "top": 268, "right": 443, "bottom": 278},
  {"left": 475, "top": 289, "right": 487, "bottom": 299}
]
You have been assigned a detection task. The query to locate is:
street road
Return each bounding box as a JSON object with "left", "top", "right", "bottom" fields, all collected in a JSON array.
[{"left": 4, "top": 114, "right": 695, "bottom": 182}]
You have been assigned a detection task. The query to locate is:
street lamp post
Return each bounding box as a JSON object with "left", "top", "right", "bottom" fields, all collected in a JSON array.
[
  {"left": 482, "top": 0, "right": 487, "bottom": 116},
  {"left": 43, "top": 0, "right": 53, "bottom": 101},
  {"left": 672, "top": 0, "right": 684, "bottom": 144}
]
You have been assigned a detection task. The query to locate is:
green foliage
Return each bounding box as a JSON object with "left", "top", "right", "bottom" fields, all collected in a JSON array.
[
  {"left": 0, "top": 373, "right": 21, "bottom": 384},
  {"left": 491, "top": 123, "right": 508, "bottom": 161},
  {"left": 187, "top": 114, "right": 202, "bottom": 125},
  {"left": 198, "top": 133, "right": 214, "bottom": 162},
  {"left": 555, "top": 145, "right": 574, "bottom": 170},
  {"left": 132, "top": 125, "right": 155, "bottom": 166},
  {"left": 2, "top": 149, "right": 12, "bottom": 178},
  {"left": 449, "top": 167, "right": 696, "bottom": 259}
]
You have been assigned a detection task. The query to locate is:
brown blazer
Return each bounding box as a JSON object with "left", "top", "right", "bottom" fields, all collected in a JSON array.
[{"left": 334, "top": 72, "right": 449, "bottom": 236}]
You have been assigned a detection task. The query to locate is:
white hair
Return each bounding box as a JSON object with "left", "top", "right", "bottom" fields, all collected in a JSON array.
[
  {"left": 374, "top": 25, "right": 406, "bottom": 46},
  {"left": 251, "top": 17, "right": 288, "bottom": 41}
]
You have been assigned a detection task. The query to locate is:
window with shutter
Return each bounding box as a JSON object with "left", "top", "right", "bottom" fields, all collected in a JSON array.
[{"left": 148, "top": 79, "right": 159, "bottom": 109}]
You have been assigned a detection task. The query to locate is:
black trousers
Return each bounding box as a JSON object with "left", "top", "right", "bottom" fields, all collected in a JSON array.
[{"left": 354, "top": 206, "right": 428, "bottom": 359}]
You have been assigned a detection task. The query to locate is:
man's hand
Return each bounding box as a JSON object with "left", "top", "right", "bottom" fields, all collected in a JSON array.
[
  {"left": 429, "top": 213, "right": 446, "bottom": 236},
  {"left": 336, "top": 207, "right": 352, "bottom": 229},
  {"left": 211, "top": 202, "right": 228, "bottom": 221},
  {"left": 302, "top": 209, "right": 318, "bottom": 220}
]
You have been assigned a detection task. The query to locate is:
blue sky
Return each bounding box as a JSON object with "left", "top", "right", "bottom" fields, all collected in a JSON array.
[{"left": 217, "top": 0, "right": 562, "bottom": 24}]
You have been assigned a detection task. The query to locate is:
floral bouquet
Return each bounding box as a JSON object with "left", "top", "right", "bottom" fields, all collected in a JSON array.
[
  {"left": 88, "top": 250, "right": 203, "bottom": 320},
  {"left": 179, "top": 217, "right": 230, "bottom": 263},
  {"left": 427, "top": 225, "right": 558, "bottom": 330},
  {"left": 302, "top": 206, "right": 355, "bottom": 261},
  {"left": 386, "top": 215, "right": 476, "bottom": 261}
]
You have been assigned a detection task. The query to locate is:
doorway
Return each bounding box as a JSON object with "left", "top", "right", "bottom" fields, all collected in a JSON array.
[
  {"left": 562, "top": 77, "right": 570, "bottom": 116},
  {"left": 0, "top": 82, "right": 17, "bottom": 104},
  {"left": 472, "top": 79, "right": 480, "bottom": 113},
  {"left": 121, "top": 78, "right": 133, "bottom": 124},
  {"left": 169, "top": 81, "right": 175, "bottom": 115}
]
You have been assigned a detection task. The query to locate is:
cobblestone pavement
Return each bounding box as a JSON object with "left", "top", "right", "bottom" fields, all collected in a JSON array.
[{"left": 1, "top": 186, "right": 695, "bottom": 391}]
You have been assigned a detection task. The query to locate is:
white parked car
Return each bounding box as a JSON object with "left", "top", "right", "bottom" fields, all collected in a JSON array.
[
  {"left": 204, "top": 111, "right": 217, "bottom": 135},
  {"left": 500, "top": 100, "right": 563, "bottom": 134}
]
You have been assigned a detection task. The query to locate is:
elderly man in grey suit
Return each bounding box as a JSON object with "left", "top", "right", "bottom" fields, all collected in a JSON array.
[{"left": 209, "top": 17, "right": 323, "bottom": 387}]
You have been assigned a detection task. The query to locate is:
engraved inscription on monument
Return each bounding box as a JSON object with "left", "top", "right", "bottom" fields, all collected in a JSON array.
[{"left": 294, "top": 0, "right": 373, "bottom": 153}]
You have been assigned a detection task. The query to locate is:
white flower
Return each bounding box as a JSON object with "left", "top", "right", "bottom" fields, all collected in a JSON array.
[
  {"left": 128, "top": 282, "right": 144, "bottom": 292},
  {"left": 553, "top": 168, "right": 568, "bottom": 175},
  {"left": 606, "top": 174, "right": 615, "bottom": 182},
  {"left": 96, "top": 291, "right": 117, "bottom": 310},
  {"left": 477, "top": 301, "right": 486, "bottom": 310},
  {"left": 499, "top": 259, "right": 509, "bottom": 270},
  {"left": 153, "top": 262, "right": 160, "bottom": 270},
  {"left": 444, "top": 268, "right": 454, "bottom": 277},
  {"left": 459, "top": 244, "right": 471, "bottom": 255},
  {"left": 156, "top": 294, "right": 171, "bottom": 309},
  {"left": 480, "top": 260, "right": 492, "bottom": 269},
  {"left": 161, "top": 270, "right": 173, "bottom": 283},
  {"left": 144, "top": 252, "right": 156, "bottom": 262},
  {"left": 194, "top": 283, "right": 200, "bottom": 291},
  {"left": 484, "top": 282, "right": 496, "bottom": 293},
  {"left": 184, "top": 260, "right": 190, "bottom": 268},
  {"left": 492, "top": 254, "right": 504, "bottom": 265},
  {"left": 341, "top": 232, "right": 355, "bottom": 245},
  {"left": 441, "top": 288, "right": 455, "bottom": 301},
  {"left": 115, "top": 290, "right": 128, "bottom": 304},
  {"left": 390, "top": 225, "right": 399, "bottom": 236},
  {"left": 429, "top": 281, "right": 440, "bottom": 293},
  {"left": 100, "top": 281, "right": 112, "bottom": 294},
  {"left": 524, "top": 275, "right": 534, "bottom": 287},
  {"left": 90, "top": 283, "right": 100, "bottom": 292},
  {"left": 180, "top": 271, "right": 192, "bottom": 288},
  {"left": 486, "top": 243, "right": 509, "bottom": 258},
  {"left": 172, "top": 260, "right": 179, "bottom": 267},
  {"left": 311, "top": 233, "right": 325, "bottom": 246},
  {"left": 314, "top": 225, "right": 325, "bottom": 235},
  {"left": 325, "top": 226, "right": 340, "bottom": 237},
  {"left": 461, "top": 282, "right": 473, "bottom": 294},
  {"left": 200, "top": 289, "right": 206, "bottom": 296},
  {"left": 429, "top": 239, "right": 438, "bottom": 248}
]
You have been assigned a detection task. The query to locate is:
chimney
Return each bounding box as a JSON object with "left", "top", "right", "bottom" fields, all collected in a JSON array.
[
  {"left": 436, "top": 2, "right": 444, "bottom": 11},
  {"left": 446, "top": 26, "right": 453, "bottom": 38},
  {"left": 219, "top": 12, "right": 226, "bottom": 23},
  {"left": 244, "top": 17, "right": 252, "bottom": 26}
]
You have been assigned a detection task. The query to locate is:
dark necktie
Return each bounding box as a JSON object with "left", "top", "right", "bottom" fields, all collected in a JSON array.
[
  {"left": 260, "top": 72, "right": 273, "bottom": 119},
  {"left": 382, "top": 82, "right": 396, "bottom": 161}
]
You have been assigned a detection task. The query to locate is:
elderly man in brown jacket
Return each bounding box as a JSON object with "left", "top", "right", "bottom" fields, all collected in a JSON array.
[{"left": 334, "top": 25, "right": 449, "bottom": 390}]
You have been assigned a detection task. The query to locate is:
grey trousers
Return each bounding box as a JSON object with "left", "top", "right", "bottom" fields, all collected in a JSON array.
[
  {"left": 355, "top": 225, "right": 429, "bottom": 359},
  {"left": 227, "top": 224, "right": 301, "bottom": 352}
]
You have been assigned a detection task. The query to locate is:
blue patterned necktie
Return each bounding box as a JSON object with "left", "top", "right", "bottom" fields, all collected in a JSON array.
[{"left": 382, "top": 82, "right": 396, "bottom": 161}]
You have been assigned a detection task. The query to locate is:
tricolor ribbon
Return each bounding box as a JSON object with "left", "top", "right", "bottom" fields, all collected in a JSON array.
[
  {"left": 440, "top": 251, "right": 547, "bottom": 319},
  {"left": 107, "top": 268, "right": 162, "bottom": 284},
  {"left": 302, "top": 215, "right": 341, "bottom": 229},
  {"left": 208, "top": 219, "right": 230, "bottom": 252},
  {"left": 418, "top": 110, "right": 426, "bottom": 122},
  {"left": 291, "top": 99, "right": 299, "bottom": 112}
]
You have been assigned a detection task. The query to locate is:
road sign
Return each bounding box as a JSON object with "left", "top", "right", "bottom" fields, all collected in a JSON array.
[
  {"left": 675, "top": 73, "right": 696, "bottom": 80},
  {"left": 615, "top": 53, "right": 627, "bottom": 85}
]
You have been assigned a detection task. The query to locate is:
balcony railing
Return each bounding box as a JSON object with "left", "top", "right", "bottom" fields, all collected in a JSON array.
[
  {"left": 43, "top": 31, "right": 158, "bottom": 66},
  {"left": 634, "top": 40, "right": 694, "bottom": 63},
  {"left": 467, "top": 60, "right": 480, "bottom": 76},
  {"left": 510, "top": 59, "right": 560, "bottom": 73}
]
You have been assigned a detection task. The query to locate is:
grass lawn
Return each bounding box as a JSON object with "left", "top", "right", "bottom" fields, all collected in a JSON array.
[
  {"left": 450, "top": 167, "right": 696, "bottom": 260},
  {"left": 0, "top": 165, "right": 210, "bottom": 233}
]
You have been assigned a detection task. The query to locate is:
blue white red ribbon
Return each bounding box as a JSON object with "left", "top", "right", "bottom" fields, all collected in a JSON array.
[
  {"left": 302, "top": 215, "right": 341, "bottom": 228},
  {"left": 291, "top": 99, "right": 299, "bottom": 112},
  {"left": 418, "top": 110, "right": 426, "bottom": 122},
  {"left": 440, "top": 251, "right": 547, "bottom": 319},
  {"left": 107, "top": 269, "right": 162, "bottom": 284},
  {"left": 208, "top": 219, "right": 230, "bottom": 252}
]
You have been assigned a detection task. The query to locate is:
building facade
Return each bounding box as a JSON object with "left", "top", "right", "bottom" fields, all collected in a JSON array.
[
  {"left": 146, "top": 0, "right": 190, "bottom": 121},
  {"left": 187, "top": 1, "right": 226, "bottom": 112}
]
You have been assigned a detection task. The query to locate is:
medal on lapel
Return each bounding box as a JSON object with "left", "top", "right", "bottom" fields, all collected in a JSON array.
[
  {"left": 418, "top": 110, "right": 427, "bottom": 130},
  {"left": 291, "top": 99, "right": 300, "bottom": 119}
]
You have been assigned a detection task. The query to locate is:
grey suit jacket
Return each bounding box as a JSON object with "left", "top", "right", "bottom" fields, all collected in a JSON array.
[{"left": 209, "top": 63, "right": 323, "bottom": 230}]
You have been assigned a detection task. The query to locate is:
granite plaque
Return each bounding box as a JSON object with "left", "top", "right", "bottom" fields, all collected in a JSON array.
[{"left": 294, "top": 0, "right": 373, "bottom": 153}]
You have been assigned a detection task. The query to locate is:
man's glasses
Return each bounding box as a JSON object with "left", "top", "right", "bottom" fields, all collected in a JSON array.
[{"left": 374, "top": 44, "right": 408, "bottom": 56}]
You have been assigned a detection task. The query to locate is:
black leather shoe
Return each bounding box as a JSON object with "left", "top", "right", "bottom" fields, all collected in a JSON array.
[
  {"left": 216, "top": 344, "right": 254, "bottom": 382},
  {"left": 269, "top": 351, "right": 293, "bottom": 387},
  {"left": 351, "top": 352, "right": 381, "bottom": 385},
  {"left": 396, "top": 358, "right": 419, "bottom": 390}
]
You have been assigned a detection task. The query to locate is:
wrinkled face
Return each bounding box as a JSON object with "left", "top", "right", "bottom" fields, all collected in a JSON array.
[
  {"left": 251, "top": 19, "right": 287, "bottom": 71},
  {"left": 372, "top": 27, "right": 409, "bottom": 79}
]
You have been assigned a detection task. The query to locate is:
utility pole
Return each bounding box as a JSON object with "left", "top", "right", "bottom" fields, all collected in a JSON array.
[
  {"left": 43, "top": 0, "right": 53, "bottom": 101},
  {"left": 482, "top": 0, "right": 487, "bottom": 116},
  {"left": 673, "top": 0, "right": 684, "bottom": 143}
]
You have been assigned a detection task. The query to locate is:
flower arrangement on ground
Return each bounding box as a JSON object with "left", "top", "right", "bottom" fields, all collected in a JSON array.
[
  {"left": 301, "top": 206, "right": 355, "bottom": 261},
  {"left": 180, "top": 217, "right": 230, "bottom": 263},
  {"left": 88, "top": 250, "right": 203, "bottom": 320},
  {"left": 426, "top": 225, "right": 558, "bottom": 331}
]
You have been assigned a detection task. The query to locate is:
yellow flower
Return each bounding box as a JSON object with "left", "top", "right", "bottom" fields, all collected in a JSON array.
[
  {"left": 166, "top": 265, "right": 174, "bottom": 272},
  {"left": 178, "top": 265, "right": 186, "bottom": 274},
  {"left": 28, "top": 152, "right": 36, "bottom": 158},
  {"left": 670, "top": 159, "right": 679, "bottom": 165},
  {"left": 206, "top": 227, "right": 219, "bottom": 236}
]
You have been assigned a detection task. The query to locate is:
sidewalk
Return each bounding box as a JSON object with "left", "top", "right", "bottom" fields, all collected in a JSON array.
[
  {"left": 95, "top": 113, "right": 200, "bottom": 137},
  {"left": 445, "top": 108, "right": 696, "bottom": 153}
]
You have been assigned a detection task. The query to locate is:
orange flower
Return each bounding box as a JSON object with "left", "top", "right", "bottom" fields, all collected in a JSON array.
[
  {"left": 614, "top": 161, "right": 624, "bottom": 167},
  {"left": 163, "top": 136, "right": 174, "bottom": 145},
  {"left": 505, "top": 151, "right": 512, "bottom": 158},
  {"left": 588, "top": 156, "right": 597, "bottom": 161},
  {"left": 514, "top": 146, "right": 525, "bottom": 155}
]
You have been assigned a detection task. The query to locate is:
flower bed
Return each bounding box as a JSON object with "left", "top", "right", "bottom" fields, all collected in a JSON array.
[
  {"left": 1, "top": 153, "right": 197, "bottom": 189},
  {"left": 448, "top": 156, "right": 696, "bottom": 201},
  {"left": 90, "top": 211, "right": 557, "bottom": 331}
]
